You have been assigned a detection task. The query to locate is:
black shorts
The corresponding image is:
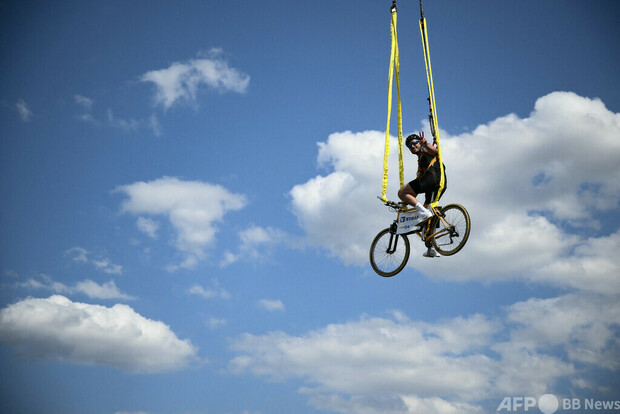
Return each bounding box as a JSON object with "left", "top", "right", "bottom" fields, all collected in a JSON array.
[{"left": 408, "top": 164, "right": 447, "bottom": 205}]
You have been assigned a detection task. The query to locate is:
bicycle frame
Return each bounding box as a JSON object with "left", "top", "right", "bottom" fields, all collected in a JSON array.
[{"left": 392, "top": 205, "right": 453, "bottom": 244}]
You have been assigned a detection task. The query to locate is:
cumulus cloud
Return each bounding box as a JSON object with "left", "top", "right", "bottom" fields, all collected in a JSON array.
[
  {"left": 230, "top": 292, "right": 618, "bottom": 413},
  {"left": 303, "top": 392, "right": 485, "bottom": 414},
  {"left": 0, "top": 296, "right": 198, "bottom": 373},
  {"left": 230, "top": 313, "right": 500, "bottom": 405},
  {"left": 503, "top": 293, "right": 620, "bottom": 370},
  {"left": 290, "top": 130, "right": 390, "bottom": 265},
  {"left": 116, "top": 177, "right": 247, "bottom": 270},
  {"left": 141, "top": 48, "right": 250, "bottom": 109},
  {"left": 289, "top": 92, "right": 620, "bottom": 293}
]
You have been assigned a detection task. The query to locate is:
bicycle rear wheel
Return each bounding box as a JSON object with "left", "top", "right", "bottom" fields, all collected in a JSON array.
[
  {"left": 370, "top": 228, "right": 410, "bottom": 277},
  {"left": 430, "top": 204, "right": 470, "bottom": 256}
]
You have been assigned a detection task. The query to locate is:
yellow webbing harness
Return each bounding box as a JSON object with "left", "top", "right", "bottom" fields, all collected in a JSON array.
[
  {"left": 419, "top": 4, "right": 445, "bottom": 208},
  {"left": 417, "top": 155, "right": 437, "bottom": 178},
  {"left": 380, "top": 3, "right": 405, "bottom": 203}
]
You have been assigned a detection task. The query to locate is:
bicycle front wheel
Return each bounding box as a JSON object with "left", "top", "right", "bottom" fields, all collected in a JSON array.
[
  {"left": 431, "top": 204, "right": 470, "bottom": 256},
  {"left": 369, "top": 228, "right": 410, "bottom": 277}
]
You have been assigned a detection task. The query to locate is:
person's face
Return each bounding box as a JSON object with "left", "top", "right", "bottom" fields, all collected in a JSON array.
[{"left": 407, "top": 139, "right": 421, "bottom": 152}]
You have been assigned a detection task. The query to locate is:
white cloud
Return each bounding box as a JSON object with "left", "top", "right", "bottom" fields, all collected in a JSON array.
[
  {"left": 92, "top": 259, "right": 123, "bottom": 275},
  {"left": 241, "top": 226, "right": 280, "bottom": 247},
  {"left": 205, "top": 317, "right": 227, "bottom": 330},
  {"left": 231, "top": 292, "right": 618, "bottom": 413},
  {"left": 136, "top": 216, "right": 159, "bottom": 239},
  {"left": 16, "top": 99, "right": 33, "bottom": 121},
  {"left": 4, "top": 269, "right": 19, "bottom": 279},
  {"left": 290, "top": 130, "right": 407, "bottom": 266},
  {"left": 77, "top": 113, "right": 97, "bottom": 123},
  {"left": 116, "top": 177, "right": 247, "bottom": 270},
  {"left": 230, "top": 313, "right": 499, "bottom": 403},
  {"left": 188, "top": 280, "right": 230, "bottom": 300},
  {"left": 141, "top": 48, "right": 250, "bottom": 109},
  {"left": 165, "top": 255, "right": 199, "bottom": 272},
  {"left": 258, "top": 299, "right": 285, "bottom": 312},
  {"left": 17, "top": 274, "right": 133, "bottom": 300},
  {"left": 74, "top": 94, "right": 94, "bottom": 109},
  {"left": 67, "top": 246, "right": 89, "bottom": 263},
  {"left": 303, "top": 391, "right": 485, "bottom": 414},
  {"left": 74, "top": 279, "right": 134, "bottom": 300},
  {"left": 66, "top": 247, "right": 123, "bottom": 275},
  {"left": 72, "top": 95, "right": 161, "bottom": 136},
  {"left": 0, "top": 296, "right": 198, "bottom": 373},
  {"left": 219, "top": 251, "right": 238, "bottom": 267},
  {"left": 534, "top": 230, "right": 620, "bottom": 293},
  {"left": 289, "top": 92, "right": 620, "bottom": 293},
  {"left": 399, "top": 397, "right": 485, "bottom": 414},
  {"left": 503, "top": 293, "right": 620, "bottom": 370},
  {"left": 114, "top": 412, "right": 150, "bottom": 414},
  {"left": 221, "top": 225, "right": 299, "bottom": 266},
  {"left": 106, "top": 109, "right": 161, "bottom": 137}
]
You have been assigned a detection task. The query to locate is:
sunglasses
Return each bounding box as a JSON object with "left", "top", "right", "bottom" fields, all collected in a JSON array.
[{"left": 406, "top": 140, "right": 420, "bottom": 148}]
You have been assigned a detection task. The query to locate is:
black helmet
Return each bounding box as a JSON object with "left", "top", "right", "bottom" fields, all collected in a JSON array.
[{"left": 405, "top": 134, "right": 421, "bottom": 148}]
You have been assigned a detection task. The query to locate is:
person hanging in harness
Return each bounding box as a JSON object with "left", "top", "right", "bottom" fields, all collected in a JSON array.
[{"left": 397, "top": 132, "right": 447, "bottom": 257}]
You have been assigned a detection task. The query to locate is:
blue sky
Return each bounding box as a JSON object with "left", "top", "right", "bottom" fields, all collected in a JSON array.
[{"left": 1, "top": 1, "right": 619, "bottom": 413}]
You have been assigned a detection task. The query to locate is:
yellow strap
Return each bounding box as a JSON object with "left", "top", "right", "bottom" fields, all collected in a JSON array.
[
  {"left": 417, "top": 156, "right": 437, "bottom": 178},
  {"left": 419, "top": 17, "right": 445, "bottom": 207},
  {"left": 381, "top": 9, "right": 405, "bottom": 202}
]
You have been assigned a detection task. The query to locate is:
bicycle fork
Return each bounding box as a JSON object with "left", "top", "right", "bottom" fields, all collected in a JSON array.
[{"left": 386, "top": 221, "right": 400, "bottom": 254}]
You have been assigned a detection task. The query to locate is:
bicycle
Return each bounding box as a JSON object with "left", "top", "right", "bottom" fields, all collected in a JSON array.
[{"left": 369, "top": 199, "right": 471, "bottom": 277}]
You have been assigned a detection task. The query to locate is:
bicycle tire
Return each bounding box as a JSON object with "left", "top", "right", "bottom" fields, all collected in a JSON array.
[
  {"left": 430, "top": 204, "right": 470, "bottom": 256},
  {"left": 369, "top": 228, "right": 410, "bottom": 277}
]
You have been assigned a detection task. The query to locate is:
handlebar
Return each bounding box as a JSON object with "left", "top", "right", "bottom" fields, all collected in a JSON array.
[
  {"left": 377, "top": 196, "right": 405, "bottom": 212},
  {"left": 377, "top": 197, "right": 441, "bottom": 215}
]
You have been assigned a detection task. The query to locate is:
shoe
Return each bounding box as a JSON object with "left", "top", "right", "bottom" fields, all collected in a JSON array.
[
  {"left": 418, "top": 209, "right": 433, "bottom": 221},
  {"left": 423, "top": 247, "right": 439, "bottom": 258}
]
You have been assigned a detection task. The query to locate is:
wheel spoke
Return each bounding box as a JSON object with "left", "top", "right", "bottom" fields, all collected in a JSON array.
[
  {"left": 431, "top": 204, "right": 470, "bottom": 256},
  {"left": 370, "top": 229, "right": 410, "bottom": 277}
]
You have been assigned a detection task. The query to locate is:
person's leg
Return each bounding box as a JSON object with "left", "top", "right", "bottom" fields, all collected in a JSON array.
[
  {"left": 397, "top": 184, "right": 420, "bottom": 207},
  {"left": 398, "top": 184, "right": 432, "bottom": 218}
]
